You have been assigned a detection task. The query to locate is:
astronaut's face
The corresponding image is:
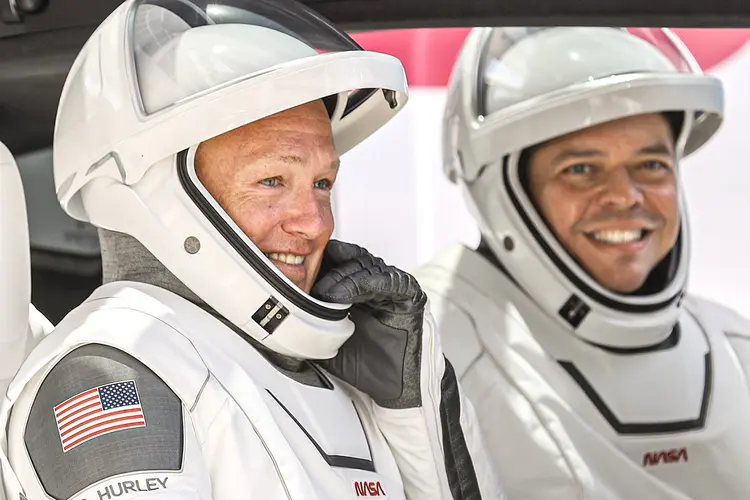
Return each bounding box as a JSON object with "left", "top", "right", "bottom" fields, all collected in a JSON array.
[
  {"left": 526, "top": 113, "right": 680, "bottom": 293},
  {"left": 194, "top": 100, "right": 338, "bottom": 293}
]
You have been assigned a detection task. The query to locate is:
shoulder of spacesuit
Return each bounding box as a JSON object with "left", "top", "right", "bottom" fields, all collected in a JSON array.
[
  {"left": 8, "top": 282, "right": 210, "bottom": 412},
  {"left": 4, "top": 284, "right": 215, "bottom": 498},
  {"left": 683, "top": 294, "right": 750, "bottom": 386},
  {"left": 683, "top": 293, "right": 750, "bottom": 340},
  {"left": 418, "top": 245, "right": 521, "bottom": 378},
  {"left": 418, "top": 243, "right": 517, "bottom": 322},
  {"left": 15, "top": 342, "right": 186, "bottom": 499}
]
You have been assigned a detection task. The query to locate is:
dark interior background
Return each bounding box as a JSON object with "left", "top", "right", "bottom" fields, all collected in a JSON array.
[{"left": 2, "top": 0, "right": 748, "bottom": 323}]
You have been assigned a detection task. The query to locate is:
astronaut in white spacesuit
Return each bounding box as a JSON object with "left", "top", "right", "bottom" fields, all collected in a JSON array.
[
  {"left": 415, "top": 26, "right": 750, "bottom": 499},
  {"left": 0, "top": 1, "right": 502, "bottom": 499},
  {"left": 0, "top": 141, "right": 53, "bottom": 398}
]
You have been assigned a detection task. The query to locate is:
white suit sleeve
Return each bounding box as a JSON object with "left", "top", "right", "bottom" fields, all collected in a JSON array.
[
  {"left": 368, "top": 303, "right": 505, "bottom": 500},
  {"left": 8, "top": 343, "right": 213, "bottom": 500}
]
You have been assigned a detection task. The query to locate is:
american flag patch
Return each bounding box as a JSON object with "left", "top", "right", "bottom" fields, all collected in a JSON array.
[{"left": 54, "top": 380, "right": 146, "bottom": 453}]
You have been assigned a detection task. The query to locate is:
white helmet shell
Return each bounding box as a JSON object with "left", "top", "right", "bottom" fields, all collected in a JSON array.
[
  {"left": 53, "top": 0, "right": 409, "bottom": 359},
  {"left": 444, "top": 27, "right": 724, "bottom": 349}
]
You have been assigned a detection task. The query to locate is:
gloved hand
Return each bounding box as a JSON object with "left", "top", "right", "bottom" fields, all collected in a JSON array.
[{"left": 311, "top": 239, "right": 427, "bottom": 409}]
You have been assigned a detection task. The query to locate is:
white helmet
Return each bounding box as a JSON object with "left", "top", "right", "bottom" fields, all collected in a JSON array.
[
  {"left": 444, "top": 27, "right": 724, "bottom": 349},
  {"left": 52, "top": 0, "right": 408, "bottom": 359}
]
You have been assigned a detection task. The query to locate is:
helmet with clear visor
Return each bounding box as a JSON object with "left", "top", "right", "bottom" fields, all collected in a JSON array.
[
  {"left": 52, "top": 0, "right": 408, "bottom": 359},
  {"left": 444, "top": 27, "right": 724, "bottom": 349}
]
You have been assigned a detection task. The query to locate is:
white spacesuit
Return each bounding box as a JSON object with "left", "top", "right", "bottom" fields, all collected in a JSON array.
[
  {"left": 0, "top": 141, "right": 53, "bottom": 397},
  {"left": 416, "top": 27, "right": 750, "bottom": 499},
  {"left": 0, "top": 1, "right": 501, "bottom": 499}
]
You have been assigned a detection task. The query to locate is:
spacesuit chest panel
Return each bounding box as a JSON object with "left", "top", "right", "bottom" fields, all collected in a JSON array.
[
  {"left": 128, "top": 283, "right": 404, "bottom": 500},
  {"left": 187, "top": 312, "right": 400, "bottom": 500},
  {"left": 522, "top": 301, "right": 750, "bottom": 498},
  {"left": 419, "top": 245, "right": 750, "bottom": 499}
]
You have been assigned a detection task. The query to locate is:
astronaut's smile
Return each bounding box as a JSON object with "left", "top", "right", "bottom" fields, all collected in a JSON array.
[
  {"left": 585, "top": 229, "right": 651, "bottom": 245},
  {"left": 266, "top": 252, "right": 306, "bottom": 265},
  {"left": 583, "top": 228, "right": 654, "bottom": 256},
  {"left": 264, "top": 252, "right": 311, "bottom": 290}
]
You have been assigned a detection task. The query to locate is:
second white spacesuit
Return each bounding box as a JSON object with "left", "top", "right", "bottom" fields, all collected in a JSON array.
[
  {"left": 418, "top": 245, "right": 750, "bottom": 499},
  {"left": 417, "top": 26, "right": 750, "bottom": 499}
]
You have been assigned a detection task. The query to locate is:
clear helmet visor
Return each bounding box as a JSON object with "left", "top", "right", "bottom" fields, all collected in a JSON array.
[
  {"left": 451, "top": 26, "right": 723, "bottom": 178},
  {"left": 477, "top": 27, "right": 703, "bottom": 117},
  {"left": 130, "top": 0, "right": 373, "bottom": 116}
]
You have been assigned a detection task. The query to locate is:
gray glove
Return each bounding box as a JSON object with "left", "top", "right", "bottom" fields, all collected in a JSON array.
[{"left": 311, "top": 239, "right": 427, "bottom": 409}]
